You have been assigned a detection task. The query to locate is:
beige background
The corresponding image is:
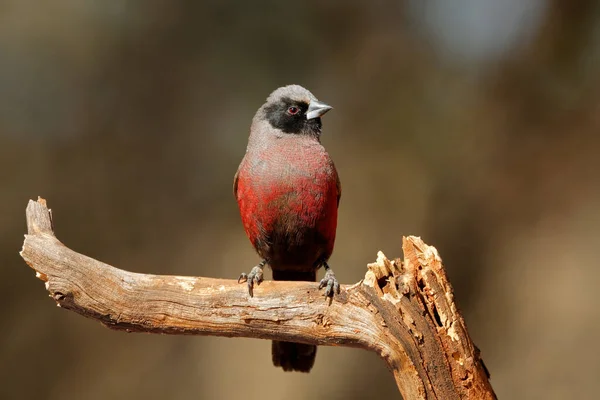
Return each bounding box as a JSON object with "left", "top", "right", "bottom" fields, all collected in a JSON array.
[{"left": 1, "top": 1, "right": 599, "bottom": 399}]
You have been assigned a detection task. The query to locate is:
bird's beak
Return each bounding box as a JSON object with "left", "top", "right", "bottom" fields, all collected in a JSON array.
[{"left": 306, "top": 100, "right": 333, "bottom": 120}]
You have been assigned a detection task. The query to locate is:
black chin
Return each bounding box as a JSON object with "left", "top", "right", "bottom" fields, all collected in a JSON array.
[{"left": 306, "top": 118, "right": 322, "bottom": 134}]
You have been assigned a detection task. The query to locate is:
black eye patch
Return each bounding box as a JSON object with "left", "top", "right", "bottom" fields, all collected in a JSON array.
[{"left": 264, "top": 97, "right": 310, "bottom": 134}]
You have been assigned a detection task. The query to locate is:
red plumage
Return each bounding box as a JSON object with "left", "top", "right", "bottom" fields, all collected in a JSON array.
[{"left": 235, "top": 136, "right": 339, "bottom": 270}]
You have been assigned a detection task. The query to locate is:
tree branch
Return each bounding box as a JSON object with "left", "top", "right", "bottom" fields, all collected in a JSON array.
[{"left": 20, "top": 198, "right": 496, "bottom": 399}]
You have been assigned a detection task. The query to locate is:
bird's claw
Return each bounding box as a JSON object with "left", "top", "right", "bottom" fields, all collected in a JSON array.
[
  {"left": 318, "top": 269, "right": 340, "bottom": 298},
  {"left": 238, "top": 265, "right": 264, "bottom": 297}
]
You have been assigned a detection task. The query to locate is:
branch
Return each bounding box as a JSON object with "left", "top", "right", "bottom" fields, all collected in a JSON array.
[{"left": 20, "top": 198, "right": 496, "bottom": 399}]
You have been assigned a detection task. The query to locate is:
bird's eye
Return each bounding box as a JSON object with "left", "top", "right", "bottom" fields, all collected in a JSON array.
[{"left": 287, "top": 106, "right": 299, "bottom": 115}]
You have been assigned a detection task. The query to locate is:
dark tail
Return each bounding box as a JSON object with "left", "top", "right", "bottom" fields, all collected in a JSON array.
[{"left": 271, "top": 269, "right": 317, "bottom": 372}]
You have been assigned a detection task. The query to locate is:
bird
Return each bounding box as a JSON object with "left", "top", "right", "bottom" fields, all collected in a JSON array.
[{"left": 233, "top": 85, "right": 341, "bottom": 372}]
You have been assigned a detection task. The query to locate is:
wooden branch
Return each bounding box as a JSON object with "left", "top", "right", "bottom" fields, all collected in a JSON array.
[{"left": 20, "top": 198, "right": 496, "bottom": 399}]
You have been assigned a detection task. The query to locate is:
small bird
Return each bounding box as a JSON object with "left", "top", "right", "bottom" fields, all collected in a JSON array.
[{"left": 234, "top": 85, "right": 341, "bottom": 372}]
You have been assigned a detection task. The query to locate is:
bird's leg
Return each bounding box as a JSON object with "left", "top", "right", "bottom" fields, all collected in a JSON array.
[
  {"left": 238, "top": 259, "right": 267, "bottom": 297},
  {"left": 318, "top": 261, "right": 340, "bottom": 298}
]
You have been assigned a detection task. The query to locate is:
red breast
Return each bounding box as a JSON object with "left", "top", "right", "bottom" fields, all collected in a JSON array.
[{"left": 236, "top": 136, "right": 339, "bottom": 268}]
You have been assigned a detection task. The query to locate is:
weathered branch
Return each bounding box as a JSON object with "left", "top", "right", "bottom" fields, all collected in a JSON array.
[{"left": 20, "top": 198, "right": 495, "bottom": 399}]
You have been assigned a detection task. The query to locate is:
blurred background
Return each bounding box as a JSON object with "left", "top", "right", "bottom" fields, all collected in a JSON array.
[{"left": 1, "top": 1, "right": 599, "bottom": 399}]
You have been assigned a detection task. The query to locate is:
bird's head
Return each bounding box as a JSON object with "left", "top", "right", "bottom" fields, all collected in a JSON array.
[{"left": 255, "top": 85, "right": 332, "bottom": 138}]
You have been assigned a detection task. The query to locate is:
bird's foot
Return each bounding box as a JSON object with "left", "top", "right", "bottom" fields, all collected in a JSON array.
[
  {"left": 318, "top": 263, "right": 340, "bottom": 298},
  {"left": 238, "top": 260, "right": 267, "bottom": 297}
]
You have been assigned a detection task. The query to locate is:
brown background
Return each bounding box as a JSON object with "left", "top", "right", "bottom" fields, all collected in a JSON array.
[{"left": 1, "top": 1, "right": 599, "bottom": 399}]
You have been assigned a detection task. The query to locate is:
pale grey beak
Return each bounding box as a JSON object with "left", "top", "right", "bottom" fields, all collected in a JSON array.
[{"left": 306, "top": 100, "right": 333, "bottom": 120}]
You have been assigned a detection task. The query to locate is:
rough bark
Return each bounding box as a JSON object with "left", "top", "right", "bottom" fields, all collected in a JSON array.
[{"left": 20, "top": 198, "right": 496, "bottom": 399}]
